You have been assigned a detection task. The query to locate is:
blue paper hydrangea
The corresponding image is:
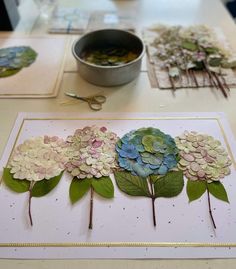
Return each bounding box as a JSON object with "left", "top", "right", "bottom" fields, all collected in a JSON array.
[
  {"left": 116, "top": 127, "right": 179, "bottom": 178},
  {"left": 0, "top": 46, "right": 37, "bottom": 77}
]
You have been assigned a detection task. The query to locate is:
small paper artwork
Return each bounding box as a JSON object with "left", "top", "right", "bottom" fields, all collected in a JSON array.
[
  {"left": 0, "top": 113, "right": 236, "bottom": 259},
  {"left": 175, "top": 131, "right": 232, "bottom": 229},
  {"left": 144, "top": 25, "right": 236, "bottom": 97},
  {"left": 48, "top": 7, "right": 89, "bottom": 34},
  {"left": 66, "top": 126, "right": 118, "bottom": 229},
  {"left": 115, "top": 127, "right": 184, "bottom": 226},
  {"left": 4, "top": 136, "right": 67, "bottom": 225},
  {"left": 0, "top": 46, "right": 37, "bottom": 78},
  {"left": 1, "top": 124, "right": 233, "bottom": 232},
  {"left": 87, "top": 11, "right": 135, "bottom": 32},
  {"left": 0, "top": 37, "right": 67, "bottom": 98}
]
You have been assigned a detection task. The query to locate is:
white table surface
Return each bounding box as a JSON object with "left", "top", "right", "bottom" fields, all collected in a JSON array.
[{"left": 1, "top": 0, "right": 236, "bottom": 267}]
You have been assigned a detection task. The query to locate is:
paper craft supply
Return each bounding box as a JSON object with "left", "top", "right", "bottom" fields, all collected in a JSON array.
[
  {"left": 66, "top": 126, "right": 118, "bottom": 229},
  {"left": 86, "top": 11, "right": 135, "bottom": 32},
  {"left": 144, "top": 25, "right": 236, "bottom": 96},
  {"left": 115, "top": 127, "right": 183, "bottom": 227},
  {"left": 0, "top": 46, "right": 37, "bottom": 78},
  {"left": 175, "top": 131, "right": 232, "bottom": 230},
  {"left": 0, "top": 112, "right": 236, "bottom": 259},
  {"left": 0, "top": 36, "right": 68, "bottom": 98},
  {"left": 48, "top": 7, "right": 89, "bottom": 34}
]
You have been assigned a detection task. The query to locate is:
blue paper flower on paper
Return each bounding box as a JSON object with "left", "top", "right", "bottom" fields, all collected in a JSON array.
[
  {"left": 116, "top": 127, "right": 179, "bottom": 178},
  {"left": 0, "top": 46, "right": 37, "bottom": 77},
  {"left": 119, "top": 143, "right": 139, "bottom": 159},
  {"left": 118, "top": 156, "right": 134, "bottom": 171}
]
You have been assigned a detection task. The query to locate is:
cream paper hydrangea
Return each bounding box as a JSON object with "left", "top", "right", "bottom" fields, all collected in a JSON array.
[
  {"left": 175, "top": 131, "right": 232, "bottom": 182},
  {"left": 8, "top": 136, "right": 68, "bottom": 181},
  {"left": 65, "top": 126, "right": 119, "bottom": 179}
]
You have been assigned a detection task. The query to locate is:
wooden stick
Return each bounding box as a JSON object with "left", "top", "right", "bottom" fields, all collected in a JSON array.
[
  {"left": 88, "top": 187, "right": 94, "bottom": 229},
  {"left": 206, "top": 185, "right": 216, "bottom": 229},
  {"left": 191, "top": 69, "right": 199, "bottom": 87},
  {"left": 28, "top": 181, "right": 34, "bottom": 226},
  {"left": 212, "top": 72, "right": 228, "bottom": 98},
  {"left": 203, "top": 61, "right": 219, "bottom": 89}
]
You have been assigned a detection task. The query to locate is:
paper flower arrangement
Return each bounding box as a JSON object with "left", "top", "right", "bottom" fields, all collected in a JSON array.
[
  {"left": 3, "top": 136, "right": 68, "bottom": 225},
  {"left": 0, "top": 46, "right": 37, "bottom": 78},
  {"left": 175, "top": 131, "right": 232, "bottom": 228},
  {"left": 114, "top": 127, "right": 184, "bottom": 226},
  {"left": 147, "top": 25, "right": 235, "bottom": 96},
  {"left": 65, "top": 126, "right": 119, "bottom": 229},
  {"left": 2, "top": 125, "right": 233, "bottom": 231}
]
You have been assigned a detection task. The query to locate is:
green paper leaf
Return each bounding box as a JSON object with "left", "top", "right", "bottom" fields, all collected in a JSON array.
[
  {"left": 205, "top": 47, "right": 219, "bottom": 54},
  {"left": 3, "top": 167, "right": 30, "bottom": 193},
  {"left": 116, "top": 139, "right": 122, "bottom": 148},
  {"left": 31, "top": 172, "right": 63, "bottom": 197},
  {"left": 207, "top": 181, "right": 229, "bottom": 203},
  {"left": 114, "top": 170, "right": 151, "bottom": 197},
  {"left": 182, "top": 41, "right": 198, "bottom": 51},
  {"left": 208, "top": 56, "right": 222, "bottom": 67},
  {"left": 186, "top": 179, "right": 207, "bottom": 202},
  {"left": 91, "top": 176, "right": 114, "bottom": 199},
  {"left": 20, "top": 47, "right": 37, "bottom": 67},
  {"left": 0, "top": 68, "right": 21, "bottom": 78},
  {"left": 150, "top": 174, "right": 161, "bottom": 184},
  {"left": 69, "top": 177, "right": 91, "bottom": 204},
  {"left": 153, "top": 171, "right": 184, "bottom": 198}
]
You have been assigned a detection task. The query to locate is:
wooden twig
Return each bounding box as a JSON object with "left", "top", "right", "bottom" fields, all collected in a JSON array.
[
  {"left": 219, "top": 68, "right": 230, "bottom": 92},
  {"left": 191, "top": 69, "right": 199, "bottom": 87},
  {"left": 203, "top": 61, "right": 219, "bottom": 89},
  {"left": 206, "top": 185, "right": 216, "bottom": 229},
  {"left": 88, "top": 187, "right": 94, "bottom": 229},
  {"left": 212, "top": 72, "right": 228, "bottom": 98},
  {"left": 28, "top": 181, "right": 34, "bottom": 226},
  {"left": 148, "top": 178, "right": 156, "bottom": 227}
]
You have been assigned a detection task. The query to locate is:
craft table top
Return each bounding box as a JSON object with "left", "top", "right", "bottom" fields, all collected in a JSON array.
[{"left": 1, "top": 0, "right": 236, "bottom": 268}]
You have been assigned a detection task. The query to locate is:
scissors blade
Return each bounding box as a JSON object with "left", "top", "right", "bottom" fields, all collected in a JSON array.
[{"left": 65, "top": 92, "right": 77, "bottom": 98}]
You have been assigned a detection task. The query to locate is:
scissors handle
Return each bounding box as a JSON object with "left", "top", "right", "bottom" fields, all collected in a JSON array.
[
  {"left": 92, "top": 95, "right": 106, "bottom": 104},
  {"left": 88, "top": 100, "right": 103, "bottom": 111}
]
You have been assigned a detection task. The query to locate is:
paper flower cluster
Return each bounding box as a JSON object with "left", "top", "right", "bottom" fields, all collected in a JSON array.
[
  {"left": 65, "top": 126, "right": 119, "bottom": 179},
  {"left": 147, "top": 24, "right": 234, "bottom": 96},
  {"left": 116, "top": 127, "right": 179, "bottom": 178},
  {"left": 0, "top": 46, "right": 37, "bottom": 77},
  {"left": 151, "top": 25, "right": 230, "bottom": 72},
  {"left": 8, "top": 136, "right": 68, "bottom": 181},
  {"left": 175, "top": 131, "right": 232, "bottom": 182}
]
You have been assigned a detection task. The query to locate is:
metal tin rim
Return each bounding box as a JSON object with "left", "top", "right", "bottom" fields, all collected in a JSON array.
[{"left": 72, "top": 29, "right": 145, "bottom": 70}]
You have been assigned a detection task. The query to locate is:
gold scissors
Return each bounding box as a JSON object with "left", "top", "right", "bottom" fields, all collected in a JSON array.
[{"left": 65, "top": 92, "right": 106, "bottom": 111}]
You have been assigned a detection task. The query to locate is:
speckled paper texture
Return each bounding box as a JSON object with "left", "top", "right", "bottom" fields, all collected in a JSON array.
[{"left": 0, "top": 112, "right": 236, "bottom": 259}]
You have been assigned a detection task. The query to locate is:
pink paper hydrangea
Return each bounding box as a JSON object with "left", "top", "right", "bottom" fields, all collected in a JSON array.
[
  {"left": 8, "top": 136, "right": 68, "bottom": 181},
  {"left": 65, "top": 126, "right": 119, "bottom": 179}
]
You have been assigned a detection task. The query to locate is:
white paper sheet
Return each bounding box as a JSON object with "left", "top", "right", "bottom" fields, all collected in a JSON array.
[{"left": 0, "top": 112, "right": 236, "bottom": 259}]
